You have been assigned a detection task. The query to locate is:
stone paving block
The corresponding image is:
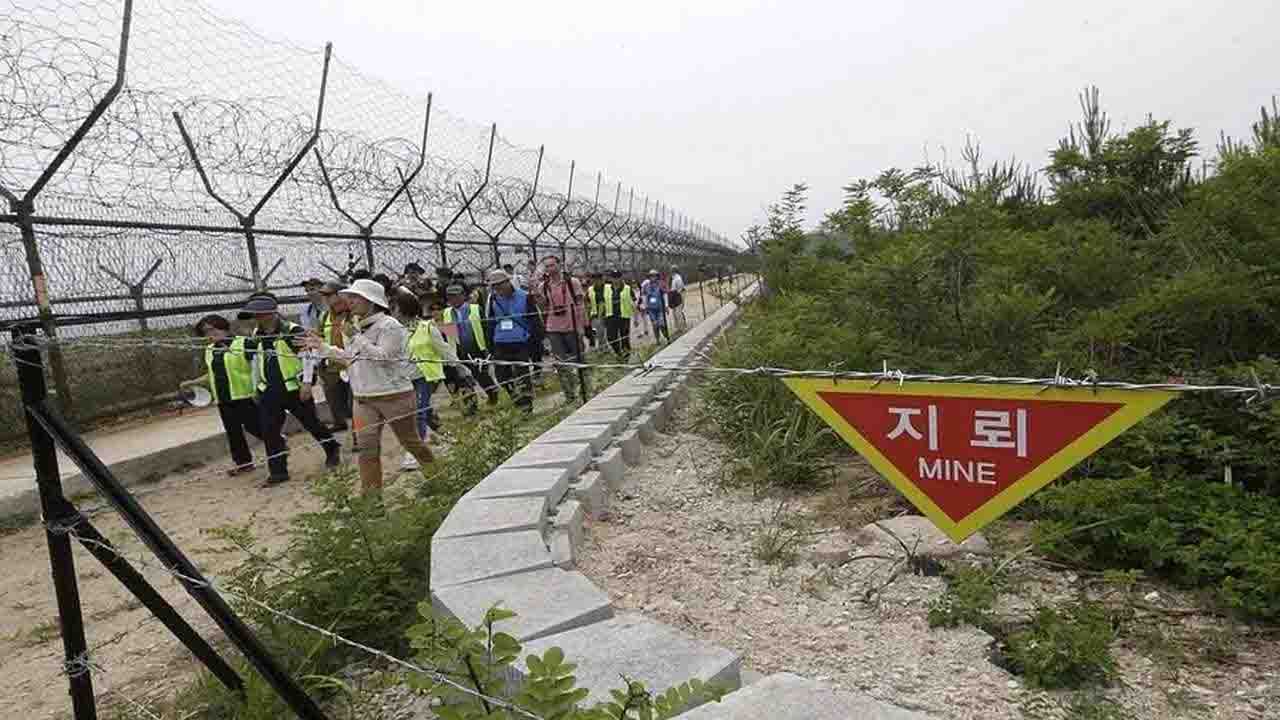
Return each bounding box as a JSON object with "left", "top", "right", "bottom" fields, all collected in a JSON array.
[
  {"left": 677, "top": 673, "right": 934, "bottom": 720},
  {"left": 550, "top": 530, "right": 574, "bottom": 568},
  {"left": 617, "top": 428, "right": 643, "bottom": 466},
  {"left": 593, "top": 446, "right": 625, "bottom": 489},
  {"left": 553, "top": 499, "right": 584, "bottom": 552},
  {"left": 435, "top": 496, "right": 548, "bottom": 539},
  {"left": 662, "top": 385, "right": 689, "bottom": 417},
  {"left": 503, "top": 442, "right": 591, "bottom": 476},
  {"left": 534, "top": 423, "right": 614, "bottom": 454},
  {"left": 579, "top": 394, "right": 645, "bottom": 418},
  {"left": 431, "top": 567, "right": 612, "bottom": 642},
  {"left": 633, "top": 369, "right": 675, "bottom": 392},
  {"left": 518, "top": 613, "right": 740, "bottom": 710},
  {"left": 431, "top": 530, "right": 553, "bottom": 588},
  {"left": 646, "top": 397, "right": 671, "bottom": 432},
  {"left": 595, "top": 381, "right": 658, "bottom": 403},
  {"left": 568, "top": 470, "right": 607, "bottom": 518},
  {"left": 468, "top": 468, "right": 571, "bottom": 503},
  {"left": 632, "top": 414, "right": 657, "bottom": 444},
  {"left": 562, "top": 408, "right": 631, "bottom": 435}
]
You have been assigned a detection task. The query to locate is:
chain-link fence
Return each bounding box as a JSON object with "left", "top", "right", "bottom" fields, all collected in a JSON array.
[{"left": 0, "top": 0, "right": 742, "bottom": 441}]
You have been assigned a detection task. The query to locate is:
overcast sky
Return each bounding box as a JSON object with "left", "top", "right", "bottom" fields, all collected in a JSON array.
[{"left": 208, "top": 0, "right": 1277, "bottom": 243}]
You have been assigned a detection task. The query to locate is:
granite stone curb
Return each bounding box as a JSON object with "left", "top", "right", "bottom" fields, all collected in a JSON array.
[{"left": 428, "top": 281, "right": 761, "bottom": 707}]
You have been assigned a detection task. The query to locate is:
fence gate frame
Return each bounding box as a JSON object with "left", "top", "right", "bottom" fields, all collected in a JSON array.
[{"left": 12, "top": 323, "right": 331, "bottom": 720}]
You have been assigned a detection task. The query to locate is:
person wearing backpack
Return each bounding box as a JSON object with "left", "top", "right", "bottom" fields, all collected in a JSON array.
[{"left": 532, "top": 256, "right": 591, "bottom": 405}]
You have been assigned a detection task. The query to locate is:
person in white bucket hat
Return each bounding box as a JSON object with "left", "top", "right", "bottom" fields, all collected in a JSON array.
[{"left": 305, "top": 278, "right": 436, "bottom": 500}]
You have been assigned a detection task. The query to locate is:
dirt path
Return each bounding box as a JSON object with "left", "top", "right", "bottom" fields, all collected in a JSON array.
[
  {"left": 575, "top": 396, "right": 1279, "bottom": 720},
  {"left": 0, "top": 280, "right": 740, "bottom": 718}
]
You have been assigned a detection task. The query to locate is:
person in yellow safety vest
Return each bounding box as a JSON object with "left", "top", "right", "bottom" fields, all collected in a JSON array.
[
  {"left": 239, "top": 293, "right": 340, "bottom": 486},
  {"left": 603, "top": 269, "right": 635, "bottom": 359},
  {"left": 314, "top": 281, "right": 354, "bottom": 434},
  {"left": 181, "top": 314, "right": 263, "bottom": 477},
  {"left": 441, "top": 283, "right": 501, "bottom": 412},
  {"left": 586, "top": 272, "right": 607, "bottom": 351},
  {"left": 392, "top": 287, "right": 474, "bottom": 470}
]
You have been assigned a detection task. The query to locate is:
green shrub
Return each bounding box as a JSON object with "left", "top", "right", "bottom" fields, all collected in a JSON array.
[
  {"left": 407, "top": 604, "right": 724, "bottom": 719},
  {"left": 1030, "top": 471, "right": 1280, "bottom": 621},
  {"left": 927, "top": 564, "right": 1000, "bottom": 630},
  {"left": 1001, "top": 602, "right": 1117, "bottom": 689}
]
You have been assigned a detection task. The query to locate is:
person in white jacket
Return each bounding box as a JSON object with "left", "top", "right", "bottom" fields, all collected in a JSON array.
[{"left": 304, "top": 279, "right": 435, "bottom": 496}]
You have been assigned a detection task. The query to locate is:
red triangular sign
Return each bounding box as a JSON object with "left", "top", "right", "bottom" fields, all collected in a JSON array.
[{"left": 783, "top": 380, "right": 1174, "bottom": 541}]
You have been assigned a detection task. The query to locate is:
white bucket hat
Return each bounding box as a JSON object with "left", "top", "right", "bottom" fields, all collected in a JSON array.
[{"left": 339, "top": 278, "right": 389, "bottom": 309}]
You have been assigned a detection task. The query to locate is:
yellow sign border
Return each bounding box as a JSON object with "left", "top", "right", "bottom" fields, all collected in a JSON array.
[{"left": 783, "top": 379, "right": 1173, "bottom": 542}]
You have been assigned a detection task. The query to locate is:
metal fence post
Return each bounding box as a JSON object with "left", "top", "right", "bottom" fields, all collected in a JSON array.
[{"left": 12, "top": 326, "right": 98, "bottom": 720}]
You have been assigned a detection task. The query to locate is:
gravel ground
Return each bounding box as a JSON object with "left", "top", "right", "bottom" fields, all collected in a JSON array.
[{"left": 575, "top": 395, "right": 1280, "bottom": 720}]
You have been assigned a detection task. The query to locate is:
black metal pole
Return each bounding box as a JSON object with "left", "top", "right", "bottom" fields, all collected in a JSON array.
[
  {"left": 699, "top": 271, "right": 707, "bottom": 321},
  {"left": 362, "top": 230, "right": 375, "bottom": 274},
  {"left": 243, "top": 224, "right": 263, "bottom": 291},
  {"left": 62, "top": 509, "right": 245, "bottom": 695},
  {"left": 12, "top": 326, "right": 97, "bottom": 720},
  {"left": 25, "top": 405, "right": 329, "bottom": 720},
  {"left": 568, "top": 273, "right": 589, "bottom": 400}
]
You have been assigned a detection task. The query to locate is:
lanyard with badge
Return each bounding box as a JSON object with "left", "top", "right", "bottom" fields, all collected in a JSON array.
[{"left": 494, "top": 296, "right": 519, "bottom": 332}]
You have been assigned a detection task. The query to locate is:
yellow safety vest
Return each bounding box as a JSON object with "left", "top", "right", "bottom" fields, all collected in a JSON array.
[
  {"left": 587, "top": 286, "right": 606, "bottom": 317},
  {"left": 603, "top": 283, "right": 634, "bottom": 319},
  {"left": 205, "top": 337, "right": 255, "bottom": 403},
  {"left": 407, "top": 320, "right": 446, "bottom": 382},
  {"left": 443, "top": 304, "right": 487, "bottom": 352},
  {"left": 255, "top": 321, "right": 305, "bottom": 392},
  {"left": 320, "top": 310, "right": 349, "bottom": 346}
]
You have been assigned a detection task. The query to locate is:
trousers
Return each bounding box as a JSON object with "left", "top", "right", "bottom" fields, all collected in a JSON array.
[
  {"left": 320, "top": 370, "right": 353, "bottom": 429},
  {"left": 353, "top": 390, "right": 435, "bottom": 492},
  {"left": 217, "top": 398, "right": 262, "bottom": 468},
  {"left": 457, "top": 343, "right": 500, "bottom": 404},
  {"left": 411, "top": 377, "right": 438, "bottom": 439},
  {"left": 547, "top": 331, "right": 590, "bottom": 403},
  {"left": 492, "top": 343, "right": 534, "bottom": 412},
  {"left": 258, "top": 386, "right": 338, "bottom": 479},
  {"left": 606, "top": 316, "right": 632, "bottom": 358}
]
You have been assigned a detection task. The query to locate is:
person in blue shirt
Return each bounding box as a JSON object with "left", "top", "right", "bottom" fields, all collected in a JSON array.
[
  {"left": 483, "top": 269, "right": 537, "bottom": 414},
  {"left": 643, "top": 269, "right": 671, "bottom": 343}
]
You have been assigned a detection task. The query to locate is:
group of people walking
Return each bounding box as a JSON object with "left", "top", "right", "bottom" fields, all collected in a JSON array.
[{"left": 183, "top": 258, "right": 690, "bottom": 498}]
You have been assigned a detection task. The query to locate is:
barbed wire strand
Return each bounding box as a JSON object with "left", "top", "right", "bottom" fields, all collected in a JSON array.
[
  {"left": 46, "top": 524, "right": 549, "bottom": 720},
  {"left": 10, "top": 334, "right": 1276, "bottom": 400}
]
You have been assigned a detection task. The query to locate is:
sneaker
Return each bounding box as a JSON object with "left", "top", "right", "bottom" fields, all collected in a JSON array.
[
  {"left": 400, "top": 451, "right": 419, "bottom": 471},
  {"left": 226, "top": 464, "right": 254, "bottom": 477}
]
